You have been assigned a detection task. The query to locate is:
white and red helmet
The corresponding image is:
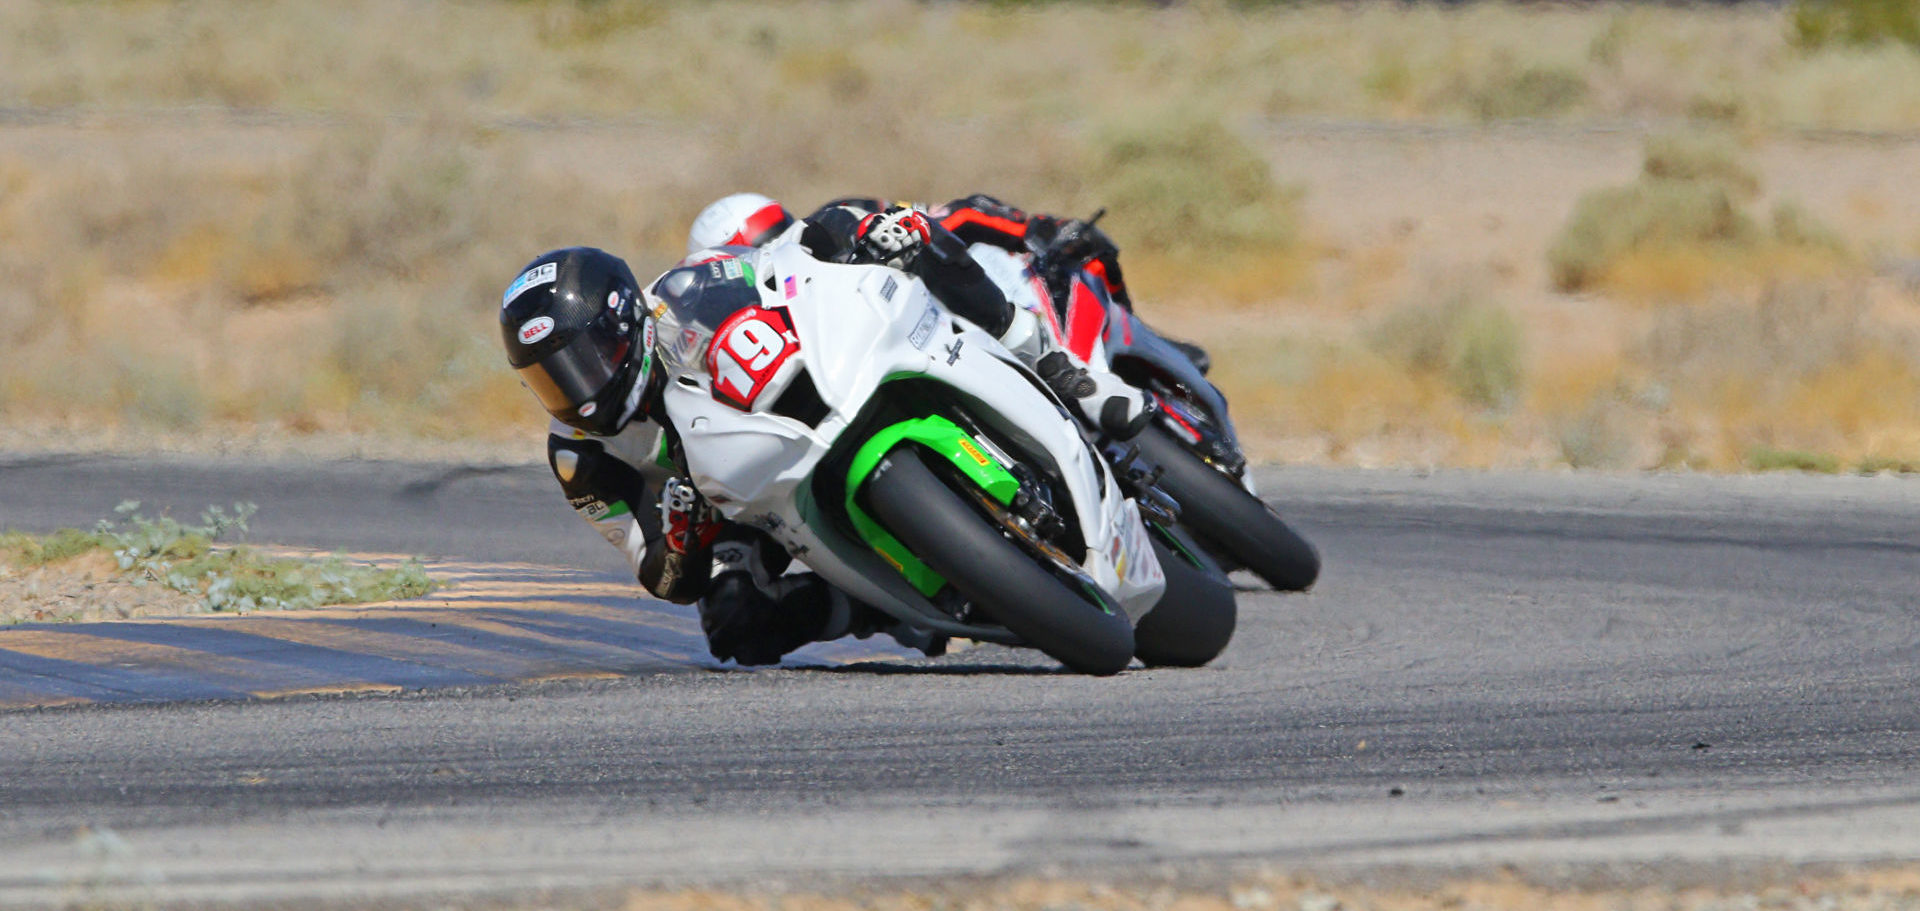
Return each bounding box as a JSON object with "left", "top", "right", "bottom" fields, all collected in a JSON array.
[{"left": 686, "top": 193, "right": 797, "bottom": 254}]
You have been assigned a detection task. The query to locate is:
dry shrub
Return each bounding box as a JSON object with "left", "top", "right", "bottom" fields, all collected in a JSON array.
[
  {"left": 8, "top": 1, "right": 1920, "bottom": 131},
  {"left": 0, "top": 119, "right": 650, "bottom": 436},
  {"left": 1640, "top": 131, "right": 1760, "bottom": 198},
  {"left": 1547, "top": 130, "right": 1845, "bottom": 296},
  {"left": 1791, "top": 0, "right": 1920, "bottom": 50},
  {"left": 1468, "top": 62, "right": 1590, "bottom": 120},
  {"left": 1635, "top": 282, "right": 1920, "bottom": 467},
  {"left": 1369, "top": 286, "right": 1525, "bottom": 411},
  {"left": 1085, "top": 113, "right": 1300, "bottom": 259}
]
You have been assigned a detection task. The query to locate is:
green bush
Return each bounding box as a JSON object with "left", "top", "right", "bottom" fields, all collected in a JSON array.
[
  {"left": 1087, "top": 114, "right": 1300, "bottom": 257},
  {"left": 1545, "top": 129, "right": 1851, "bottom": 294},
  {"left": 1471, "top": 65, "right": 1590, "bottom": 120},
  {"left": 1548, "top": 179, "right": 1755, "bottom": 292},
  {"left": 1370, "top": 289, "right": 1525, "bottom": 410},
  {"left": 1791, "top": 0, "right": 1920, "bottom": 50}
]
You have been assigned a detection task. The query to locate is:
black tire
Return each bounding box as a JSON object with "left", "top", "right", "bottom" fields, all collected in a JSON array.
[
  {"left": 1132, "top": 528, "right": 1237, "bottom": 667},
  {"left": 864, "top": 449, "right": 1135, "bottom": 675},
  {"left": 1134, "top": 426, "right": 1321, "bottom": 592}
]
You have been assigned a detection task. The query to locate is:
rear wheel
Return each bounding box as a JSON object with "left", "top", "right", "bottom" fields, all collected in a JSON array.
[
  {"left": 864, "top": 448, "right": 1135, "bottom": 676},
  {"left": 1134, "top": 426, "right": 1321, "bottom": 592},
  {"left": 1132, "top": 527, "right": 1236, "bottom": 667}
]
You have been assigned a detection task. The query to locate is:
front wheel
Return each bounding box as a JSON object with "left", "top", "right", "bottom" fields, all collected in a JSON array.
[
  {"left": 864, "top": 448, "right": 1135, "bottom": 676},
  {"left": 1134, "top": 426, "right": 1321, "bottom": 592}
]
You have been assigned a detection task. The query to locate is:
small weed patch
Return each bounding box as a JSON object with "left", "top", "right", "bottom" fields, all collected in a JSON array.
[
  {"left": 1, "top": 502, "right": 436, "bottom": 622},
  {"left": 1745, "top": 445, "right": 1843, "bottom": 473},
  {"left": 1856, "top": 455, "right": 1920, "bottom": 474}
]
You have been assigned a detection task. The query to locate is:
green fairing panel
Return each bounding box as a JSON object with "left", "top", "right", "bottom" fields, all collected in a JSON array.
[{"left": 843, "top": 415, "right": 1020, "bottom": 597}]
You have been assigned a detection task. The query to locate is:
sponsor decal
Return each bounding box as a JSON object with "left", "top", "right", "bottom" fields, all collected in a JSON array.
[
  {"left": 568, "top": 494, "right": 598, "bottom": 510},
  {"left": 585, "top": 500, "right": 611, "bottom": 521},
  {"left": 651, "top": 301, "right": 669, "bottom": 319},
  {"left": 518, "top": 316, "right": 556, "bottom": 345},
  {"left": 956, "top": 437, "right": 991, "bottom": 468},
  {"left": 908, "top": 303, "right": 938, "bottom": 349},
  {"left": 880, "top": 275, "right": 898, "bottom": 301},
  {"left": 577, "top": 401, "right": 598, "bottom": 418},
  {"left": 676, "top": 327, "right": 703, "bottom": 361},
  {"left": 502, "top": 261, "right": 558, "bottom": 308},
  {"left": 944, "top": 338, "right": 964, "bottom": 365},
  {"left": 707, "top": 306, "right": 801, "bottom": 411},
  {"left": 721, "top": 257, "right": 744, "bottom": 280},
  {"left": 783, "top": 275, "right": 798, "bottom": 300},
  {"left": 607, "top": 291, "right": 621, "bottom": 310}
]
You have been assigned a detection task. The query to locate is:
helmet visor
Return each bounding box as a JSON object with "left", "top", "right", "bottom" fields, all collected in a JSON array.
[{"left": 516, "top": 323, "right": 633, "bottom": 418}]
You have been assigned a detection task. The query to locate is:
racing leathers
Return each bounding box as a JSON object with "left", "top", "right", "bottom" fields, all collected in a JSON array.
[{"left": 545, "top": 411, "right": 937, "bottom": 666}]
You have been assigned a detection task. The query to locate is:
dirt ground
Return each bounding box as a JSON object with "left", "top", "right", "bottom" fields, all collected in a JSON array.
[
  {"left": 0, "top": 551, "right": 205, "bottom": 624},
  {"left": 491, "top": 864, "right": 1920, "bottom": 911}
]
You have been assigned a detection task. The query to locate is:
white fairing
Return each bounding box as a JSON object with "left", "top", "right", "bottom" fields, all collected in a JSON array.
[{"left": 661, "top": 242, "right": 1164, "bottom": 627}]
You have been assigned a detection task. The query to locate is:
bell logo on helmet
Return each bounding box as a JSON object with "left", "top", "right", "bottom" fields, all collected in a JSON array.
[
  {"left": 519, "top": 316, "right": 556, "bottom": 345},
  {"left": 607, "top": 291, "right": 621, "bottom": 310}
]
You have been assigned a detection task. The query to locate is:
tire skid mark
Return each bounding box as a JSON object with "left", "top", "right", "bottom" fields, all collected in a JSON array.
[{"left": 0, "top": 560, "right": 915, "bottom": 710}]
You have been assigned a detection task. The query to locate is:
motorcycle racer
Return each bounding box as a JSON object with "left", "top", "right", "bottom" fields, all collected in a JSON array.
[
  {"left": 500, "top": 246, "right": 940, "bottom": 666},
  {"left": 932, "top": 194, "right": 1211, "bottom": 375}
]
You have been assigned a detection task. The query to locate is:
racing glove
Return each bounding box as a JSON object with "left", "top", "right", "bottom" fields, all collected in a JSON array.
[
  {"left": 643, "top": 477, "right": 722, "bottom": 603},
  {"left": 853, "top": 206, "right": 933, "bottom": 270},
  {"left": 661, "top": 477, "right": 721, "bottom": 556}
]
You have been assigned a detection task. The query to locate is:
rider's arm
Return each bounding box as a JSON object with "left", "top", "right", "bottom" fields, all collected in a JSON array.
[
  {"left": 798, "top": 203, "right": 1016, "bottom": 337},
  {"left": 546, "top": 430, "right": 712, "bottom": 604}
]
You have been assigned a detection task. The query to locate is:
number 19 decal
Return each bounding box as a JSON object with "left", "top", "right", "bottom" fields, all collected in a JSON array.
[{"left": 707, "top": 306, "right": 801, "bottom": 411}]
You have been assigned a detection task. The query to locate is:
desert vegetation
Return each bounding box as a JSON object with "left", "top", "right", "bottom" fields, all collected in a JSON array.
[
  {"left": 0, "top": 502, "right": 435, "bottom": 623},
  {"left": 1, "top": 0, "right": 1916, "bottom": 471}
]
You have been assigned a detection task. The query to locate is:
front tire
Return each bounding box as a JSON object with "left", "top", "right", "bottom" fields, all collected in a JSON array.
[
  {"left": 864, "top": 449, "right": 1135, "bottom": 676},
  {"left": 1134, "top": 426, "right": 1321, "bottom": 592}
]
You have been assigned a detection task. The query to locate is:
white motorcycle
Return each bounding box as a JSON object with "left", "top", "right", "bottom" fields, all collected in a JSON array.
[{"left": 647, "top": 243, "right": 1235, "bottom": 675}]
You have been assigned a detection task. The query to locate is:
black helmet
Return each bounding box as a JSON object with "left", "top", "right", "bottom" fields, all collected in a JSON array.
[{"left": 499, "top": 247, "right": 655, "bottom": 436}]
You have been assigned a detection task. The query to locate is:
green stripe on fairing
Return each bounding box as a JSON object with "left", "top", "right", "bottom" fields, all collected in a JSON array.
[{"left": 843, "top": 415, "right": 1020, "bottom": 597}]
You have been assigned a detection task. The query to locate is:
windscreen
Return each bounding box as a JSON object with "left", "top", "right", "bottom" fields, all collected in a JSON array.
[{"left": 648, "top": 251, "right": 764, "bottom": 376}]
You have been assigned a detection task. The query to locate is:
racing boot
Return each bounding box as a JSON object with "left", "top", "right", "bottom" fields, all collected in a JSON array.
[
  {"left": 773, "top": 573, "right": 948, "bottom": 658},
  {"left": 997, "top": 307, "right": 1152, "bottom": 440}
]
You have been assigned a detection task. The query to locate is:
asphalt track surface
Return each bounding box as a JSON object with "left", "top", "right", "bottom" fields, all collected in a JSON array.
[{"left": 2, "top": 452, "right": 1918, "bottom": 906}]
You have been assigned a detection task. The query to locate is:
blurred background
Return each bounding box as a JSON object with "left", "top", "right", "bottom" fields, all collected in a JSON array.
[{"left": 2, "top": 0, "right": 1918, "bottom": 471}]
